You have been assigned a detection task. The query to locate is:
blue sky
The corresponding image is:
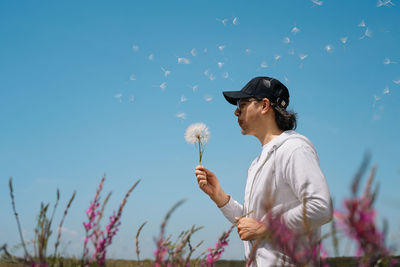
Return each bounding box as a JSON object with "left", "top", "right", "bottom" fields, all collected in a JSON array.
[{"left": 1, "top": 0, "right": 399, "bottom": 260}]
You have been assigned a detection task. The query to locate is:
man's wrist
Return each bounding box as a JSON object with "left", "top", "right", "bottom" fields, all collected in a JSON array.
[{"left": 212, "top": 192, "right": 230, "bottom": 208}]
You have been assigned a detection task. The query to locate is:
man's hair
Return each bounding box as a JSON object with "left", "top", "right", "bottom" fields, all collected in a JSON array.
[{"left": 271, "top": 104, "right": 297, "bottom": 131}]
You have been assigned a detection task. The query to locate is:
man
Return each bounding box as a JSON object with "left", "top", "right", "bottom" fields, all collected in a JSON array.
[{"left": 195, "top": 76, "right": 332, "bottom": 266}]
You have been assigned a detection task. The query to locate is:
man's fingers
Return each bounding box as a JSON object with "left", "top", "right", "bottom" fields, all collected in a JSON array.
[{"left": 198, "top": 179, "right": 207, "bottom": 187}]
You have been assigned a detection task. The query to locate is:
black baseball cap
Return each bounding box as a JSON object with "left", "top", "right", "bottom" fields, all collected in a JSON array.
[{"left": 222, "top": 76, "right": 290, "bottom": 109}]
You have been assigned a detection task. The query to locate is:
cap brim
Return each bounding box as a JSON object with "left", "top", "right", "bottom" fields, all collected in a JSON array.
[{"left": 222, "top": 91, "right": 252, "bottom": 105}]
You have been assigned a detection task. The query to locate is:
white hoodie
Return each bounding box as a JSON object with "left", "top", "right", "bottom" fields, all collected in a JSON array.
[{"left": 219, "top": 130, "right": 332, "bottom": 266}]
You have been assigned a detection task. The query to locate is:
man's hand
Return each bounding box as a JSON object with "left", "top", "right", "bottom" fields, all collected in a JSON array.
[
  {"left": 195, "top": 165, "right": 229, "bottom": 207},
  {"left": 235, "top": 217, "right": 267, "bottom": 241}
]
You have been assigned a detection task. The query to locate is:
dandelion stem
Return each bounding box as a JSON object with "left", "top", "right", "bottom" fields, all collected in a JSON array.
[{"left": 8, "top": 177, "right": 30, "bottom": 262}]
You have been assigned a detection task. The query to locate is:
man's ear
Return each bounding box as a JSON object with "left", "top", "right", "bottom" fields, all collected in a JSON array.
[{"left": 261, "top": 98, "right": 271, "bottom": 114}]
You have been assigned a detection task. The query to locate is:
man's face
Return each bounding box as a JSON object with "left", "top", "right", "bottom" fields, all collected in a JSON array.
[{"left": 235, "top": 98, "right": 262, "bottom": 135}]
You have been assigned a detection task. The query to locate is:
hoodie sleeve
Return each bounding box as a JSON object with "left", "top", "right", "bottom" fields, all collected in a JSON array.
[
  {"left": 281, "top": 145, "right": 332, "bottom": 232},
  {"left": 219, "top": 196, "right": 244, "bottom": 223}
]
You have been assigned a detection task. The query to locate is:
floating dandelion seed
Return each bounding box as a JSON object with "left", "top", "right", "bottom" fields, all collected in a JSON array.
[
  {"left": 129, "top": 74, "right": 136, "bottom": 81},
  {"left": 394, "top": 79, "right": 400, "bottom": 85},
  {"left": 159, "top": 82, "right": 167, "bottom": 90},
  {"left": 383, "top": 87, "right": 390, "bottom": 95},
  {"left": 260, "top": 61, "right": 268, "bottom": 68},
  {"left": 299, "top": 54, "right": 308, "bottom": 68},
  {"left": 245, "top": 48, "right": 252, "bottom": 55},
  {"left": 372, "top": 94, "right": 381, "bottom": 108},
  {"left": 189, "top": 84, "right": 199, "bottom": 92},
  {"left": 161, "top": 67, "right": 171, "bottom": 77},
  {"left": 383, "top": 58, "right": 397, "bottom": 65},
  {"left": 204, "top": 69, "right": 210, "bottom": 77},
  {"left": 274, "top": 55, "right": 281, "bottom": 61},
  {"left": 148, "top": 54, "right": 154, "bottom": 61},
  {"left": 216, "top": 18, "right": 228, "bottom": 26},
  {"left": 132, "top": 45, "right": 139, "bottom": 51},
  {"left": 311, "top": 0, "right": 323, "bottom": 7},
  {"left": 284, "top": 76, "right": 289, "bottom": 83},
  {"left": 232, "top": 17, "right": 239, "bottom": 25},
  {"left": 129, "top": 95, "right": 135, "bottom": 103},
  {"left": 218, "top": 45, "right": 226, "bottom": 52},
  {"left": 289, "top": 48, "right": 295, "bottom": 55},
  {"left": 222, "top": 72, "right": 229, "bottom": 79},
  {"left": 283, "top": 37, "right": 291, "bottom": 44},
  {"left": 191, "top": 48, "right": 197, "bottom": 56},
  {"left": 185, "top": 122, "right": 210, "bottom": 165},
  {"left": 340, "top": 37, "right": 348, "bottom": 44},
  {"left": 360, "top": 27, "right": 372, "bottom": 39},
  {"left": 180, "top": 95, "right": 187, "bottom": 102},
  {"left": 291, "top": 26, "right": 300, "bottom": 35},
  {"left": 177, "top": 57, "right": 191, "bottom": 64},
  {"left": 204, "top": 95, "right": 213, "bottom": 102},
  {"left": 325, "top": 45, "right": 334, "bottom": 52},
  {"left": 377, "top": 0, "right": 395, "bottom": 7},
  {"left": 358, "top": 20, "right": 366, "bottom": 27},
  {"left": 203, "top": 48, "right": 208, "bottom": 53},
  {"left": 299, "top": 54, "right": 308, "bottom": 61},
  {"left": 209, "top": 74, "right": 216, "bottom": 81},
  {"left": 176, "top": 112, "right": 186, "bottom": 120},
  {"left": 217, "top": 62, "right": 224, "bottom": 68},
  {"left": 115, "top": 93, "right": 122, "bottom": 103}
]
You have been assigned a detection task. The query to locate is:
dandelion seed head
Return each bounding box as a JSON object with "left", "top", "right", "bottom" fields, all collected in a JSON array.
[
  {"left": 191, "top": 48, "right": 197, "bottom": 56},
  {"left": 274, "top": 55, "right": 281, "bottom": 61},
  {"left": 129, "top": 74, "right": 136, "bottom": 81},
  {"left": 393, "top": 79, "right": 400, "bottom": 85},
  {"left": 185, "top": 122, "right": 210, "bottom": 144},
  {"left": 209, "top": 74, "right": 216, "bottom": 81},
  {"left": 148, "top": 54, "right": 154, "bottom": 61},
  {"left": 358, "top": 20, "right": 366, "bottom": 27},
  {"left": 129, "top": 95, "right": 135, "bottom": 102},
  {"left": 217, "top": 62, "right": 224, "bottom": 68},
  {"left": 340, "top": 37, "right": 348, "bottom": 44},
  {"left": 218, "top": 45, "right": 226, "bottom": 52},
  {"left": 222, "top": 72, "right": 229, "bottom": 79},
  {"left": 180, "top": 95, "right": 187, "bottom": 102},
  {"left": 245, "top": 48, "right": 252, "bottom": 55}
]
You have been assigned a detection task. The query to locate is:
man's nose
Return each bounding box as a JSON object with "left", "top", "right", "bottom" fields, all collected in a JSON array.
[{"left": 234, "top": 108, "right": 240, "bottom": 117}]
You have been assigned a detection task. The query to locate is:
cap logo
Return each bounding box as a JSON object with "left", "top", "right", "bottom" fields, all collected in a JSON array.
[
  {"left": 262, "top": 79, "right": 271, "bottom": 88},
  {"left": 280, "top": 100, "right": 286, "bottom": 107}
]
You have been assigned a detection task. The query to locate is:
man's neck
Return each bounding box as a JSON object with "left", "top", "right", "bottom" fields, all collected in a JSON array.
[{"left": 259, "top": 129, "right": 283, "bottom": 146}]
